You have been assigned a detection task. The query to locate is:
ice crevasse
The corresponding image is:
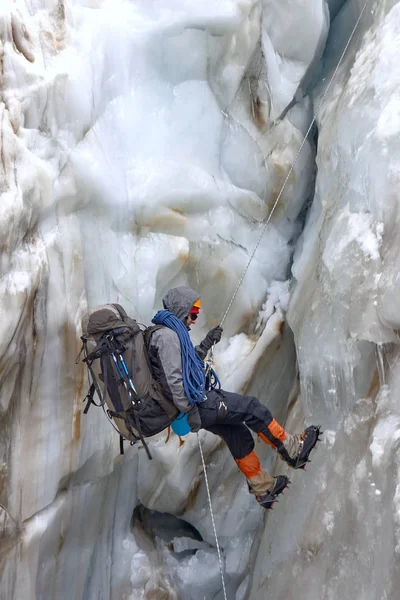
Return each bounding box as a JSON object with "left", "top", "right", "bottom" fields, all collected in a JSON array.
[{"left": 0, "top": 0, "right": 400, "bottom": 599}]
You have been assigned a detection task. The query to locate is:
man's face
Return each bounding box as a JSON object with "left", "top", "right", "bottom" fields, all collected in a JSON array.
[
  {"left": 187, "top": 299, "right": 200, "bottom": 326},
  {"left": 187, "top": 313, "right": 197, "bottom": 326}
]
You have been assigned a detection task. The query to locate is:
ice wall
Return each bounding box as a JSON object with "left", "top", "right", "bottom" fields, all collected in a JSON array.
[
  {"left": 249, "top": 1, "right": 400, "bottom": 598},
  {"left": 3, "top": 0, "right": 399, "bottom": 599}
]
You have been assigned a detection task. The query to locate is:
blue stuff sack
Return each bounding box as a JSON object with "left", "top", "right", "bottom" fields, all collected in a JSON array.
[{"left": 171, "top": 412, "right": 191, "bottom": 436}]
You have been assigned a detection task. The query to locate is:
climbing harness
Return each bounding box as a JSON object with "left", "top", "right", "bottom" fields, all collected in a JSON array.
[
  {"left": 200, "top": 0, "right": 371, "bottom": 593},
  {"left": 197, "top": 432, "right": 228, "bottom": 600},
  {"left": 204, "top": 348, "right": 221, "bottom": 390}
]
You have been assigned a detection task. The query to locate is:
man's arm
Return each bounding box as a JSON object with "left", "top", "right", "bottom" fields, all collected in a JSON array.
[{"left": 195, "top": 325, "right": 223, "bottom": 360}]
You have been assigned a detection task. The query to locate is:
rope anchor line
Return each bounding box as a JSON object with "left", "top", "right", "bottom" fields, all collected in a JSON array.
[{"left": 199, "top": 1, "right": 371, "bottom": 596}]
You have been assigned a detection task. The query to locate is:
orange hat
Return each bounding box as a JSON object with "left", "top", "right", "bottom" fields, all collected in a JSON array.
[{"left": 191, "top": 298, "right": 201, "bottom": 314}]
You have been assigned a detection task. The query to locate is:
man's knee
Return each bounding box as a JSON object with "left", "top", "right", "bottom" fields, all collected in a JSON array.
[
  {"left": 244, "top": 395, "right": 273, "bottom": 425},
  {"left": 232, "top": 432, "right": 255, "bottom": 459}
]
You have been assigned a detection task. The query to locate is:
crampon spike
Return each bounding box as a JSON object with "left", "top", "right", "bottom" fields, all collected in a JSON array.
[
  {"left": 285, "top": 425, "right": 322, "bottom": 469},
  {"left": 256, "top": 475, "right": 289, "bottom": 510}
]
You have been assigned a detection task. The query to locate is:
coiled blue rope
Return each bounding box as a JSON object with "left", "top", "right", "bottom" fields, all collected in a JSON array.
[{"left": 152, "top": 310, "right": 206, "bottom": 405}]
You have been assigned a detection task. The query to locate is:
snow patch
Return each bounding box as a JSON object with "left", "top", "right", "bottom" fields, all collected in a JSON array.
[
  {"left": 322, "top": 511, "right": 335, "bottom": 534},
  {"left": 324, "top": 208, "right": 383, "bottom": 270},
  {"left": 255, "top": 279, "right": 290, "bottom": 332},
  {"left": 370, "top": 415, "right": 400, "bottom": 468}
]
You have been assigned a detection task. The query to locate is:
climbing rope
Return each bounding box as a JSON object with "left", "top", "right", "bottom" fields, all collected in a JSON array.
[
  {"left": 220, "top": 0, "right": 371, "bottom": 327},
  {"left": 197, "top": 432, "right": 228, "bottom": 600}
]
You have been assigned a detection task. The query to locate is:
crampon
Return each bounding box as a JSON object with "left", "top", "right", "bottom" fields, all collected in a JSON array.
[
  {"left": 291, "top": 425, "right": 323, "bottom": 469},
  {"left": 255, "top": 475, "right": 290, "bottom": 510}
]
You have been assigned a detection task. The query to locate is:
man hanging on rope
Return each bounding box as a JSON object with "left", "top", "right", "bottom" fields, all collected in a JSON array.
[{"left": 148, "top": 285, "right": 321, "bottom": 510}]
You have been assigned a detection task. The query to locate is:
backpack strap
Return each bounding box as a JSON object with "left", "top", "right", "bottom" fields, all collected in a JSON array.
[
  {"left": 112, "top": 303, "right": 129, "bottom": 320},
  {"left": 143, "top": 324, "right": 165, "bottom": 348},
  {"left": 81, "top": 338, "right": 108, "bottom": 413},
  {"left": 83, "top": 383, "right": 96, "bottom": 414}
]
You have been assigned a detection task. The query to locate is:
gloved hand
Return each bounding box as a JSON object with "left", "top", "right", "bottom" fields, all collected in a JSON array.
[
  {"left": 195, "top": 325, "right": 223, "bottom": 359},
  {"left": 187, "top": 405, "right": 202, "bottom": 432}
]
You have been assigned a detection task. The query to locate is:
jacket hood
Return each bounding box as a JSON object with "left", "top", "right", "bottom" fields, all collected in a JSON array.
[{"left": 162, "top": 286, "right": 200, "bottom": 321}]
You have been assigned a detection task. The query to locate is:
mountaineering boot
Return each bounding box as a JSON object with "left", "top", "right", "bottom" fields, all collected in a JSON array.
[
  {"left": 255, "top": 475, "right": 290, "bottom": 510},
  {"left": 278, "top": 425, "right": 322, "bottom": 469}
]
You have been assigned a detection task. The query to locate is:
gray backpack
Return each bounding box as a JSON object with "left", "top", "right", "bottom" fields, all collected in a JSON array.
[{"left": 78, "top": 304, "right": 179, "bottom": 458}]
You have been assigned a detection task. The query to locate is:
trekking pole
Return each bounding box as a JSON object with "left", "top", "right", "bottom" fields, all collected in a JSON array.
[
  {"left": 106, "top": 338, "right": 138, "bottom": 401},
  {"left": 117, "top": 353, "right": 140, "bottom": 397}
]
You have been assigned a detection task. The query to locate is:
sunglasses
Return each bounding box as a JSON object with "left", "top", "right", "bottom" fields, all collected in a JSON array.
[{"left": 189, "top": 312, "right": 198, "bottom": 321}]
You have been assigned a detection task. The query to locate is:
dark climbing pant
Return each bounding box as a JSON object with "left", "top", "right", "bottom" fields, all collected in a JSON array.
[{"left": 197, "top": 389, "right": 287, "bottom": 493}]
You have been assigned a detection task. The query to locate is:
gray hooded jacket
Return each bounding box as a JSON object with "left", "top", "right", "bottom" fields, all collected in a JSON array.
[{"left": 148, "top": 286, "right": 201, "bottom": 419}]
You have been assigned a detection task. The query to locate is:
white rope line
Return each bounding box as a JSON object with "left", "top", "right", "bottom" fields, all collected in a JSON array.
[
  {"left": 220, "top": 0, "right": 371, "bottom": 326},
  {"left": 197, "top": 433, "right": 228, "bottom": 600}
]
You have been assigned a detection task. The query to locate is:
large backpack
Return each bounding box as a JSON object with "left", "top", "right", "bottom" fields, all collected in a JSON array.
[{"left": 78, "top": 304, "right": 179, "bottom": 458}]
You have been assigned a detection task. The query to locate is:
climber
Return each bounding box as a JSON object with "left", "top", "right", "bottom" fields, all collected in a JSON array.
[{"left": 148, "top": 285, "right": 321, "bottom": 510}]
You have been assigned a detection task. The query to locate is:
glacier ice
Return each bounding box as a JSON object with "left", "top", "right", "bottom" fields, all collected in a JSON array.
[{"left": 1, "top": 0, "right": 400, "bottom": 599}]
